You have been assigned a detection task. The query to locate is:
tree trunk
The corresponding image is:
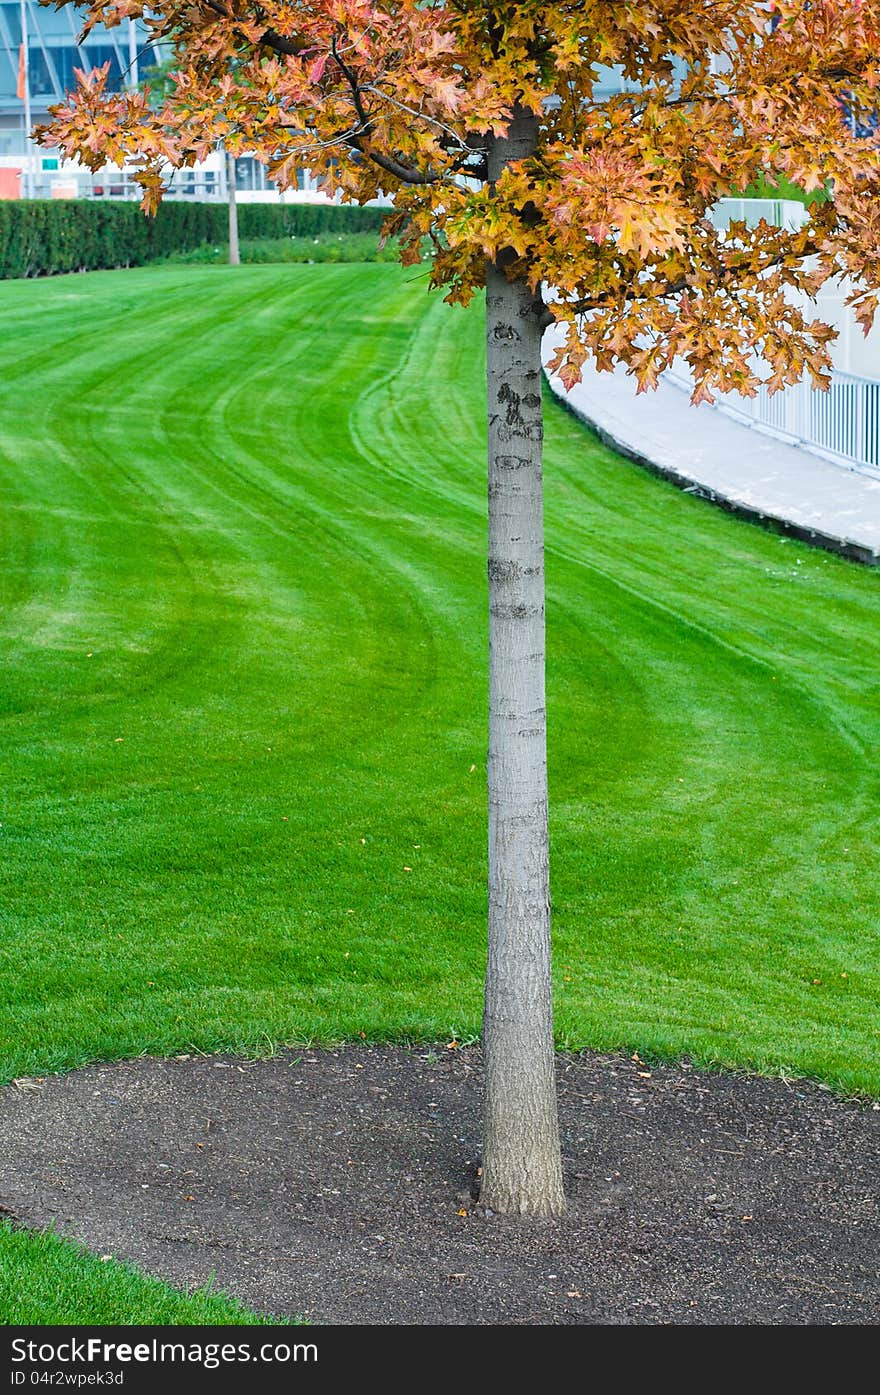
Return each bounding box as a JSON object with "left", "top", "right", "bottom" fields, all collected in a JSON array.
[
  {"left": 480, "top": 108, "right": 565, "bottom": 1218},
  {"left": 226, "top": 148, "right": 240, "bottom": 267}
]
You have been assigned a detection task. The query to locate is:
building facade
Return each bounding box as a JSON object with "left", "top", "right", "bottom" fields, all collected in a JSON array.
[
  {"left": 0, "top": 2, "right": 149, "bottom": 148},
  {"left": 0, "top": 0, "right": 162, "bottom": 195},
  {"left": 0, "top": 1, "right": 331, "bottom": 199}
]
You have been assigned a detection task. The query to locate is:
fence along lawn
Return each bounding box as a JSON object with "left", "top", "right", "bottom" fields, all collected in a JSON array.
[{"left": 0, "top": 262, "right": 878, "bottom": 1095}]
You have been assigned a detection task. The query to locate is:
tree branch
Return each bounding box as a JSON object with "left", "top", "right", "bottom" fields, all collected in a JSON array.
[
  {"left": 326, "top": 34, "right": 435, "bottom": 185},
  {"left": 343, "top": 133, "right": 434, "bottom": 184},
  {"left": 258, "top": 27, "right": 309, "bottom": 58},
  {"left": 195, "top": 0, "right": 311, "bottom": 57}
]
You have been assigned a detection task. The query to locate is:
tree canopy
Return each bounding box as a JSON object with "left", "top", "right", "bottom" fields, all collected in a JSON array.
[{"left": 42, "top": 1, "right": 880, "bottom": 401}]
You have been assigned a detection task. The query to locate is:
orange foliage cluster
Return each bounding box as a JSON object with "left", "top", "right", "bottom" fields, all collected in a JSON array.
[{"left": 40, "top": 1, "right": 880, "bottom": 400}]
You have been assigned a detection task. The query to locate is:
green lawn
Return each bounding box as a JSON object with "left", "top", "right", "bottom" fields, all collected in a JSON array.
[
  {"left": 0, "top": 1221, "right": 278, "bottom": 1324},
  {"left": 165, "top": 230, "right": 401, "bottom": 264},
  {"left": 1, "top": 261, "right": 878, "bottom": 1318}
]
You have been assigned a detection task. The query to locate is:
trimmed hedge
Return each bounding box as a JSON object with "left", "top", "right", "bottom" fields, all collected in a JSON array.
[{"left": 0, "top": 199, "right": 387, "bottom": 279}]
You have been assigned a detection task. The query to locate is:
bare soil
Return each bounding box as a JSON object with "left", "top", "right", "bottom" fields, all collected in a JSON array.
[{"left": 1, "top": 1045, "right": 878, "bottom": 1325}]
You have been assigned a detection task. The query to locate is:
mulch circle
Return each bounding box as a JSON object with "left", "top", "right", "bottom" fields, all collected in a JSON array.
[{"left": 2, "top": 1044, "right": 879, "bottom": 1325}]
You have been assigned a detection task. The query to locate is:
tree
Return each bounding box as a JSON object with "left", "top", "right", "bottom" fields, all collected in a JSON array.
[{"left": 41, "top": 0, "right": 880, "bottom": 1217}]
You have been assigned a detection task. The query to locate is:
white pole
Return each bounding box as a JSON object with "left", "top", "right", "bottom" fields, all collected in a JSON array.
[
  {"left": 20, "top": 0, "right": 32, "bottom": 198},
  {"left": 128, "top": 17, "right": 138, "bottom": 88}
]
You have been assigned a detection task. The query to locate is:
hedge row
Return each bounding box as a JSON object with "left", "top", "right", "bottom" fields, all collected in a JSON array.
[{"left": 0, "top": 199, "right": 387, "bottom": 279}]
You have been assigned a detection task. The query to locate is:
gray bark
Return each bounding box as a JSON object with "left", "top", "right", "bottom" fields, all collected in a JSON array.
[
  {"left": 481, "top": 109, "right": 565, "bottom": 1217},
  {"left": 226, "top": 148, "right": 240, "bottom": 267}
]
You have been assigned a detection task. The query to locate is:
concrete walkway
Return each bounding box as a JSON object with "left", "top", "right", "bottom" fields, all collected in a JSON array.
[{"left": 542, "top": 339, "right": 880, "bottom": 564}]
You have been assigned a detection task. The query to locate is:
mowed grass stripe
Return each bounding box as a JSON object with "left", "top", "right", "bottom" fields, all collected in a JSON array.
[{"left": 0, "top": 263, "right": 877, "bottom": 1092}]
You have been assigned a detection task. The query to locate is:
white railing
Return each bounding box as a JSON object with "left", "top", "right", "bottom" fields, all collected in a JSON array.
[{"left": 667, "top": 363, "right": 880, "bottom": 479}]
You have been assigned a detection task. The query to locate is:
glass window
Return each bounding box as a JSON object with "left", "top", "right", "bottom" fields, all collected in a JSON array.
[{"left": 79, "top": 43, "right": 123, "bottom": 87}]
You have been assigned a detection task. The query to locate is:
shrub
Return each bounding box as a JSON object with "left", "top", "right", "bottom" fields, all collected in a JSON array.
[{"left": 0, "top": 200, "right": 387, "bottom": 279}]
